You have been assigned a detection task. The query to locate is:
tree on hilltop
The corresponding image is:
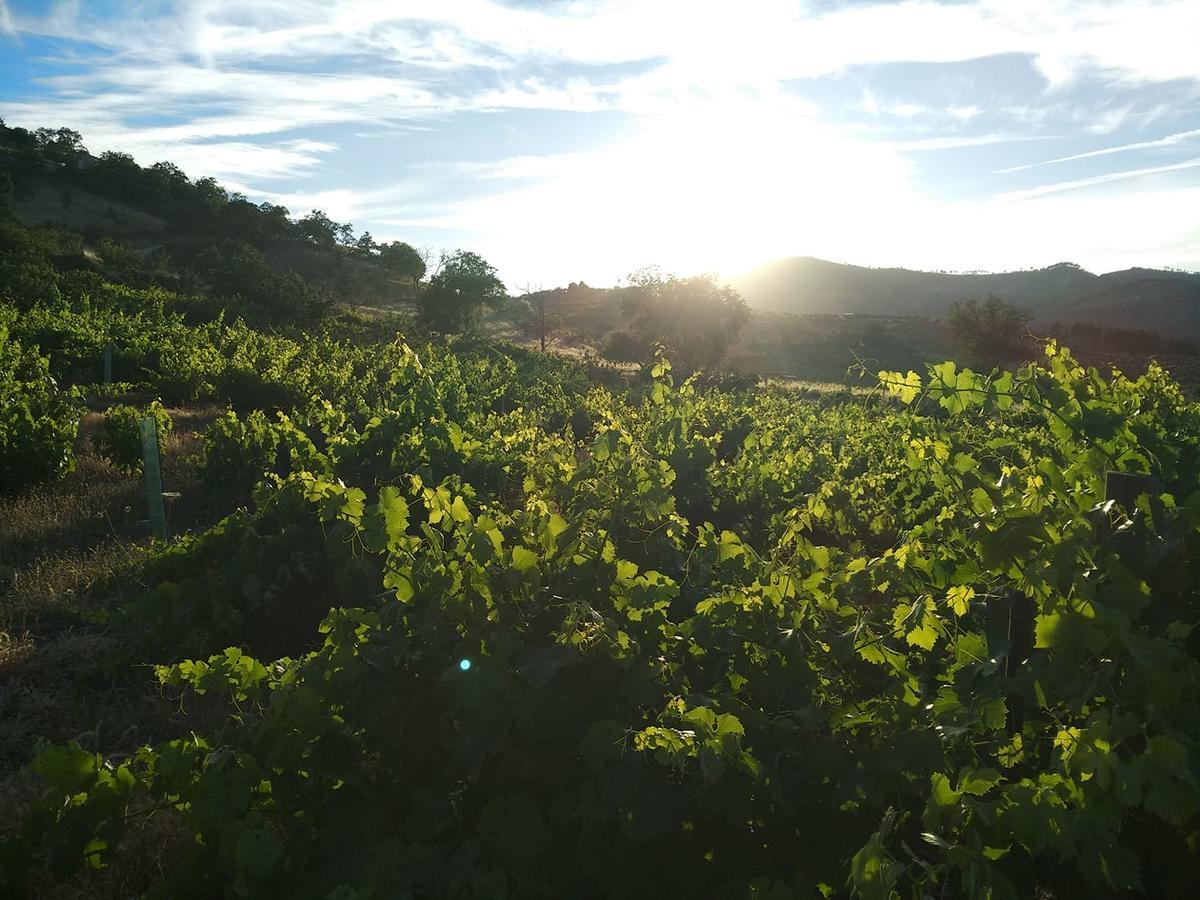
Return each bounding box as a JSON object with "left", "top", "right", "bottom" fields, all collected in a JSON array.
[
  {"left": 33, "top": 127, "right": 85, "bottom": 168},
  {"left": 379, "top": 240, "right": 427, "bottom": 289},
  {"left": 416, "top": 250, "right": 506, "bottom": 333},
  {"left": 353, "top": 232, "right": 379, "bottom": 258},
  {"left": 298, "top": 209, "right": 342, "bottom": 251}
]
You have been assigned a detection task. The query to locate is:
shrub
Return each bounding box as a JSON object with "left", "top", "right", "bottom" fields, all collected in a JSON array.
[
  {"left": 601, "top": 329, "right": 642, "bottom": 363},
  {"left": 0, "top": 324, "right": 80, "bottom": 494},
  {"left": 93, "top": 400, "right": 172, "bottom": 473},
  {"left": 200, "top": 409, "right": 324, "bottom": 507}
]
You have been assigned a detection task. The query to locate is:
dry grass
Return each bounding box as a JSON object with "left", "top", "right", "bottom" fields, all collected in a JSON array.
[
  {"left": 0, "top": 404, "right": 219, "bottom": 581},
  {"left": 13, "top": 179, "right": 167, "bottom": 242},
  {"left": 0, "top": 400, "right": 227, "bottom": 894},
  {"left": 0, "top": 432, "right": 140, "bottom": 578}
]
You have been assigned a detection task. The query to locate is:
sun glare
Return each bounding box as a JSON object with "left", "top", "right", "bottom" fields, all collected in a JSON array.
[{"left": 482, "top": 101, "right": 920, "bottom": 285}]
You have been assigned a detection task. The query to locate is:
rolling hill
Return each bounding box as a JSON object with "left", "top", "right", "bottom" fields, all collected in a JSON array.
[{"left": 733, "top": 257, "right": 1200, "bottom": 338}]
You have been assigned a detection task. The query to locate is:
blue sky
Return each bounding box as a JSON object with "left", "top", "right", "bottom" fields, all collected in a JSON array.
[{"left": 1, "top": 0, "right": 1198, "bottom": 287}]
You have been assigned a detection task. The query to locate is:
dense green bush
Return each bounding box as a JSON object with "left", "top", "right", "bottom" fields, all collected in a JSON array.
[
  {"left": 200, "top": 409, "right": 326, "bottom": 507},
  {"left": 92, "top": 400, "right": 172, "bottom": 474},
  {"left": 117, "top": 480, "right": 377, "bottom": 660},
  {"left": 0, "top": 321, "right": 80, "bottom": 495}
]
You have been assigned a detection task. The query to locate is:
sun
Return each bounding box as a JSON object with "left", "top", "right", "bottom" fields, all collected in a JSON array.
[{"left": 488, "top": 99, "right": 921, "bottom": 286}]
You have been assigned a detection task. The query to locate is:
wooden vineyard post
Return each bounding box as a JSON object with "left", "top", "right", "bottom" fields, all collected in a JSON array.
[
  {"left": 140, "top": 415, "right": 167, "bottom": 540},
  {"left": 985, "top": 593, "right": 1036, "bottom": 681},
  {"left": 985, "top": 591, "right": 1035, "bottom": 735},
  {"left": 103, "top": 342, "right": 112, "bottom": 384},
  {"left": 1104, "top": 471, "right": 1159, "bottom": 512}
]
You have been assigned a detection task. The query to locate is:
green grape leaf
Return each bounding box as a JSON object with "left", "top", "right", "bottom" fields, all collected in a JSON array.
[
  {"left": 946, "top": 585, "right": 975, "bottom": 617},
  {"left": 511, "top": 546, "right": 539, "bottom": 572}
]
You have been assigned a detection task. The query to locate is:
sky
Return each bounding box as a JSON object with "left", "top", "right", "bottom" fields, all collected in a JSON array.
[{"left": 1, "top": 0, "right": 1199, "bottom": 288}]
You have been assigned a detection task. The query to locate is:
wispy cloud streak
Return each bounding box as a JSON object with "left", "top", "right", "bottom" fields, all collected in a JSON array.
[
  {"left": 997, "top": 157, "right": 1200, "bottom": 202},
  {"left": 999, "top": 128, "right": 1200, "bottom": 172}
]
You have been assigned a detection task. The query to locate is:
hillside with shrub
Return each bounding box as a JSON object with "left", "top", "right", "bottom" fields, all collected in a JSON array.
[{"left": 1, "top": 121, "right": 425, "bottom": 324}]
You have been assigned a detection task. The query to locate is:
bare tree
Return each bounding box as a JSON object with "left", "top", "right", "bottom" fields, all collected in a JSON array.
[{"left": 514, "top": 283, "right": 563, "bottom": 351}]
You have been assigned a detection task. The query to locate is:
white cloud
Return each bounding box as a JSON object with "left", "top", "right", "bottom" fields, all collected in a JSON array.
[
  {"left": 891, "top": 133, "right": 1053, "bottom": 152},
  {"left": 6, "top": 3, "right": 1198, "bottom": 139},
  {"left": 948, "top": 105, "right": 983, "bottom": 123},
  {"left": 152, "top": 140, "right": 338, "bottom": 182},
  {"left": 11, "top": 1, "right": 1200, "bottom": 88},
  {"left": 995, "top": 157, "right": 1200, "bottom": 202},
  {"left": 1087, "top": 107, "right": 1131, "bottom": 135},
  {"left": 998, "top": 127, "right": 1200, "bottom": 172},
  {"left": 3, "top": 0, "right": 1199, "bottom": 281},
  {"left": 859, "top": 89, "right": 881, "bottom": 117}
]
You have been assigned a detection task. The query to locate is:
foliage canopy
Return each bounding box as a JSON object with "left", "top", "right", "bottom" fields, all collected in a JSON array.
[
  {"left": 417, "top": 249, "right": 508, "bottom": 333},
  {"left": 378, "top": 240, "right": 427, "bottom": 283},
  {"left": 611, "top": 268, "right": 750, "bottom": 372}
]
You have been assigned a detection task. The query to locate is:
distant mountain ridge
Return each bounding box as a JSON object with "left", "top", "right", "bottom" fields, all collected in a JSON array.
[{"left": 733, "top": 257, "right": 1200, "bottom": 338}]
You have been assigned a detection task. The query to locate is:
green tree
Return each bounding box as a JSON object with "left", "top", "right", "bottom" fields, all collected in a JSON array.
[
  {"left": 298, "top": 209, "right": 340, "bottom": 251},
  {"left": 194, "top": 239, "right": 273, "bottom": 299},
  {"left": 353, "top": 232, "right": 379, "bottom": 259},
  {"left": 612, "top": 268, "right": 750, "bottom": 372},
  {"left": 86, "top": 151, "right": 144, "bottom": 200},
  {"left": 270, "top": 270, "right": 332, "bottom": 322},
  {"left": 257, "top": 202, "right": 293, "bottom": 240},
  {"left": 148, "top": 160, "right": 190, "bottom": 199},
  {"left": 947, "top": 294, "right": 1032, "bottom": 367},
  {"left": 33, "top": 127, "right": 85, "bottom": 168},
  {"left": 192, "top": 176, "right": 230, "bottom": 215},
  {"left": 417, "top": 250, "right": 506, "bottom": 333},
  {"left": 95, "top": 237, "right": 157, "bottom": 287},
  {"left": 379, "top": 240, "right": 427, "bottom": 291},
  {"left": 193, "top": 239, "right": 328, "bottom": 322}
]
